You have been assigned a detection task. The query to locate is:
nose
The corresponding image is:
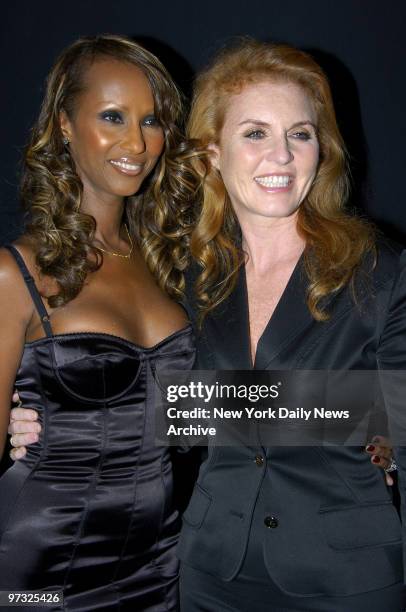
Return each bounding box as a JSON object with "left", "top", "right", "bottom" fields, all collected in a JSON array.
[
  {"left": 122, "top": 122, "right": 146, "bottom": 155},
  {"left": 266, "top": 135, "right": 293, "bottom": 165}
]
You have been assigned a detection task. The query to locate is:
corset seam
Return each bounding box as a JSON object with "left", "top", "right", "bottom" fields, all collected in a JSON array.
[
  {"left": 108, "top": 360, "right": 147, "bottom": 605},
  {"left": 61, "top": 362, "right": 111, "bottom": 602},
  {"left": 144, "top": 357, "right": 173, "bottom": 611}
]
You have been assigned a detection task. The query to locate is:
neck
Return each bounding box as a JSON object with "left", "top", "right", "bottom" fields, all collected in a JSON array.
[
  {"left": 81, "top": 193, "right": 126, "bottom": 246},
  {"left": 239, "top": 212, "right": 305, "bottom": 274}
]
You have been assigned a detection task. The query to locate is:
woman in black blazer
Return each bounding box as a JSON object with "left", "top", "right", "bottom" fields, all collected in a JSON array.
[{"left": 176, "top": 40, "right": 406, "bottom": 610}]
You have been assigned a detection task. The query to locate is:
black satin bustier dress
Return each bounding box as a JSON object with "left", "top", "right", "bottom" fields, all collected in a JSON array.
[{"left": 0, "top": 246, "right": 196, "bottom": 611}]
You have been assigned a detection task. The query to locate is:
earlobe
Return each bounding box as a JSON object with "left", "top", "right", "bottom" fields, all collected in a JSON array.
[
  {"left": 207, "top": 143, "right": 220, "bottom": 171},
  {"left": 59, "top": 110, "right": 72, "bottom": 144}
]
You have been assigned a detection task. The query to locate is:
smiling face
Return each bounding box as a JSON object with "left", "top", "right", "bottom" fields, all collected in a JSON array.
[
  {"left": 210, "top": 80, "right": 320, "bottom": 226},
  {"left": 60, "top": 58, "right": 165, "bottom": 206}
]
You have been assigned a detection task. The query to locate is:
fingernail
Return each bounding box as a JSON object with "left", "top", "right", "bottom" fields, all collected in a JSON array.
[
  {"left": 372, "top": 455, "right": 380, "bottom": 464},
  {"left": 366, "top": 445, "right": 375, "bottom": 452}
]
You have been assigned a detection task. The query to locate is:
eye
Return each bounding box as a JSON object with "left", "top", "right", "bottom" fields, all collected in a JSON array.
[
  {"left": 142, "top": 114, "right": 161, "bottom": 128},
  {"left": 290, "top": 130, "right": 312, "bottom": 141},
  {"left": 244, "top": 129, "right": 266, "bottom": 140},
  {"left": 100, "top": 110, "right": 124, "bottom": 124}
]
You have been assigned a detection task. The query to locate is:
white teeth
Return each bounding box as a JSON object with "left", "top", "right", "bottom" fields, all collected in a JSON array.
[
  {"left": 254, "top": 175, "right": 291, "bottom": 188},
  {"left": 110, "top": 160, "right": 141, "bottom": 171}
]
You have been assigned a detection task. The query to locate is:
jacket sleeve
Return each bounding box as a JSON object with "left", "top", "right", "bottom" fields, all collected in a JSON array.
[{"left": 376, "top": 249, "right": 406, "bottom": 582}]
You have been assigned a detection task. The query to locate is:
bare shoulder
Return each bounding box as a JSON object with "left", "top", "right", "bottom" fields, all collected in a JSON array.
[{"left": 0, "top": 237, "right": 36, "bottom": 323}]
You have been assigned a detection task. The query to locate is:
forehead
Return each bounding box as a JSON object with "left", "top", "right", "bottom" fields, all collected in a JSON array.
[
  {"left": 79, "top": 58, "right": 153, "bottom": 105},
  {"left": 222, "top": 80, "right": 316, "bottom": 126}
]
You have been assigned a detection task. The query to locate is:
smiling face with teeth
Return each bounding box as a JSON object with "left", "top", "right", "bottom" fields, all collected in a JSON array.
[
  {"left": 209, "top": 80, "right": 320, "bottom": 226},
  {"left": 60, "top": 58, "right": 165, "bottom": 208}
]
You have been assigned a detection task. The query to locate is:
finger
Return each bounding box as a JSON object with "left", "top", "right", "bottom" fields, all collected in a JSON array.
[
  {"left": 370, "top": 435, "right": 392, "bottom": 449},
  {"left": 9, "top": 447, "right": 27, "bottom": 461},
  {"left": 10, "top": 407, "right": 38, "bottom": 421},
  {"left": 9, "top": 432, "right": 39, "bottom": 447},
  {"left": 371, "top": 454, "right": 391, "bottom": 469},
  {"left": 365, "top": 444, "right": 392, "bottom": 460},
  {"left": 385, "top": 473, "right": 394, "bottom": 487},
  {"left": 375, "top": 447, "right": 392, "bottom": 460},
  {"left": 12, "top": 392, "right": 21, "bottom": 404},
  {"left": 8, "top": 420, "right": 41, "bottom": 435}
]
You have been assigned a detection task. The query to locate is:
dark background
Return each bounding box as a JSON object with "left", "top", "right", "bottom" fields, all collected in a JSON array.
[
  {"left": 1, "top": 0, "right": 404, "bottom": 496},
  {"left": 1, "top": 0, "right": 405, "bottom": 244}
]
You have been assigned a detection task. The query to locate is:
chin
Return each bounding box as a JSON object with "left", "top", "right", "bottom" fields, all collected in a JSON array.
[
  {"left": 254, "top": 205, "right": 300, "bottom": 219},
  {"left": 114, "top": 183, "right": 144, "bottom": 198}
]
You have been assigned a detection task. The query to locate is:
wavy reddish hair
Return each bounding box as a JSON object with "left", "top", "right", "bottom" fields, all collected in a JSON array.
[{"left": 187, "top": 38, "right": 375, "bottom": 321}]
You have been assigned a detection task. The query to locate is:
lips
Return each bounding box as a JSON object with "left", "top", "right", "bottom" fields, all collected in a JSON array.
[{"left": 109, "top": 158, "right": 145, "bottom": 176}]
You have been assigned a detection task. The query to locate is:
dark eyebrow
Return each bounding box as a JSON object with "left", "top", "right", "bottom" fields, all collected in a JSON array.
[{"left": 97, "top": 102, "right": 156, "bottom": 114}]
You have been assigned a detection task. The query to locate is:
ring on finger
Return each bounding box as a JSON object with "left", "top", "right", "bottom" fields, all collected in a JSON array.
[{"left": 385, "top": 458, "right": 397, "bottom": 473}]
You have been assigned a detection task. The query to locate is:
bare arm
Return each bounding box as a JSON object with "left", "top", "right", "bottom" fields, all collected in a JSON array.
[{"left": 0, "top": 248, "right": 33, "bottom": 458}]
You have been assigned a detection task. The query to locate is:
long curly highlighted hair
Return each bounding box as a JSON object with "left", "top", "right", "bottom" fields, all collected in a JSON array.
[
  {"left": 21, "top": 34, "right": 198, "bottom": 307},
  {"left": 187, "top": 38, "right": 375, "bottom": 321}
]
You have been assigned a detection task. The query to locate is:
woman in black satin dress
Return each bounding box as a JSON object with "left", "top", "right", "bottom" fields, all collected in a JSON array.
[{"left": 0, "top": 35, "right": 197, "bottom": 611}]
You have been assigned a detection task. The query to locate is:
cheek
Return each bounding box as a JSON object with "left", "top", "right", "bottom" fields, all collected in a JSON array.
[
  {"left": 299, "top": 148, "right": 319, "bottom": 180},
  {"left": 220, "top": 144, "right": 252, "bottom": 177},
  {"left": 72, "top": 128, "right": 111, "bottom": 163},
  {"left": 147, "top": 130, "right": 165, "bottom": 157},
  {"left": 310, "top": 143, "right": 320, "bottom": 172}
]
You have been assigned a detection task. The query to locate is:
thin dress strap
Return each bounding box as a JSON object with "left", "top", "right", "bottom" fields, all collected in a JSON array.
[{"left": 5, "top": 245, "right": 53, "bottom": 338}]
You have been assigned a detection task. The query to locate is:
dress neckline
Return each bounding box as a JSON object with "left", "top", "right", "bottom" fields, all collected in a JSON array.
[{"left": 24, "top": 324, "right": 193, "bottom": 352}]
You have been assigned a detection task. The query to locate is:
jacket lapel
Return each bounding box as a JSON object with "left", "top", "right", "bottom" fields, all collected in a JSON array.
[
  {"left": 199, "top": 267, "right": 252, "bottom": 370},
  {"left": 253, "top": 255, "right": 315, "bottom": 370},
  {"left": 198, "top": 256, "right": 316, "bottom": 371}
]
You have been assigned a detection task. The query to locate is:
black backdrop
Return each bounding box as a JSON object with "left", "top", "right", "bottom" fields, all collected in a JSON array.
[{"left": 1, "top": 0, "right": 406, "bottom": 244}]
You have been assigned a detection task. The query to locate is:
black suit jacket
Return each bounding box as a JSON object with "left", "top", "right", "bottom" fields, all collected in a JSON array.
[{"left": 178, "top": 241, "right": 406, "bottom": 596}]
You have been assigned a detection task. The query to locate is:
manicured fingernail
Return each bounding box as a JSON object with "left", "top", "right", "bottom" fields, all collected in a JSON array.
[
  {"left": 366, "top": 445, "right": 375, "bottom": 452},
  {"left": 372, "top": 455, "right": 380, "bottom": 463}
]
